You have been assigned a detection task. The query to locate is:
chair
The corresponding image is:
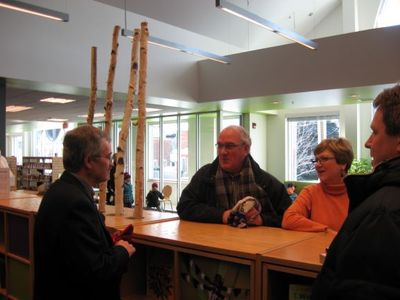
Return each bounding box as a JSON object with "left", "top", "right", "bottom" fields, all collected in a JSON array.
[{"left": 161, "top": 185, "right": 173, "bottom": 211}]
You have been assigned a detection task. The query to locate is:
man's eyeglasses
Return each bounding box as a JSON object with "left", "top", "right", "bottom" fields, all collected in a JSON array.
[
  {"left": 94, "top": 153, "right": 113, "bottom": 161},
  {"left": 311, "top": 157, "right": 336, "bottom": 164},
  {"left": 215, "top": 143, "right": 244, "bottom": 150}
]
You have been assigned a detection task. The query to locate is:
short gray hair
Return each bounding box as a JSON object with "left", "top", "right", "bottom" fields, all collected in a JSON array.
[
  {"left": 221, "top": 125, "right": 252, "bottom": 146},
  {"left": 63, "top": 125, "right": 109, "bottom": 172}
]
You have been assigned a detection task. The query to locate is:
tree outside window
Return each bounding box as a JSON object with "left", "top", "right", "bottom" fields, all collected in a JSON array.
[{"left": 287, "top": 115, "right": 339, "bottom": 181}]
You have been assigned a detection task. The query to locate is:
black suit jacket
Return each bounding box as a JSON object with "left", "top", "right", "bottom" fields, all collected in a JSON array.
[{"left": 34, "top": 171, "right": 129, "bottom": 300}]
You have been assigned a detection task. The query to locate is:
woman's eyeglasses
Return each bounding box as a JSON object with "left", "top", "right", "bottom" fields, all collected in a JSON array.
[{"left": 311, "top": 157, "right": 335, "bottom": 164}]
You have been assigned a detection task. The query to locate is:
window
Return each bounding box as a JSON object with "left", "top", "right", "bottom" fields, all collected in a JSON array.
[
  {"left": 286, "top": 115, "right": 340, "bottom": 181},
  {"left": 375, "top": 0, "right": 400, "bottom": 28}
]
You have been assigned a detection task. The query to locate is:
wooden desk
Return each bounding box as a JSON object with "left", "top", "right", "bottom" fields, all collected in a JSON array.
[
  {"left": 261, "top": 231, "right": 335, "bottom": 300},
  {"left": 133, "top": 220, "right": 317, "bottom": 259},
  {"left": 0, "top": 197, "right": 42, "bottom": 214},
  {"left": 103, "top": 205, "right": 179, "bottom": 230},
  {"left": 1, "top": 190, "right": 41, "bottom": 201},
  {"left": 130, "top": 220, "right": 319, "bottom": 300}
]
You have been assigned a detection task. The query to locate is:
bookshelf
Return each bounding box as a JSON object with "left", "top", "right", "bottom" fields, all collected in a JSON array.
[
  {"left": 21, "top": 157, "right": 63, "bottom": 191},
  {"left": 0, "top": 208, "right": 35, "bottom": 300}
]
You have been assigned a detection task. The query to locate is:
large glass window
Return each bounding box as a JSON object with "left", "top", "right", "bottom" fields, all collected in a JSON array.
[
  {"left": 286, "top": 115, "right": 340, "bottom": 181},
  {"left": 33, "top": 128, "right": 64, "bottom": 157},
  {"left": 147, "top": 119, "right": 161, "bottom": 182}
]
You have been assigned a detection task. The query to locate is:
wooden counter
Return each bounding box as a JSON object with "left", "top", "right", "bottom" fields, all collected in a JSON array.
[
  {"left": 261, "top": 230, "right": 335, "bottom": 273},
  {"left": 261, "top": 231, "right": 335, "bottom": 300},
  {"left": 130, "top": 220, "right": 321, "bottom": 300},
  {"left": 1, "top": 190, "right": 41, "bottom": 200},
  {"left": 132, "top": 220, "right": 317, "bottom": 260},
  {"left": 103, "top": 205, "right": 179, "bottom": 230}
]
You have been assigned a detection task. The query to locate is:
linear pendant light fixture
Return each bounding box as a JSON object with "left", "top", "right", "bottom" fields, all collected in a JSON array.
[
  {"left": 121, "top": 28, "right": 231, "bottom": 64},
  {"left": 216, "top": 0, "right": 318, "bottom": 50},
  {"left": 0, "top": 0, "right": 69, "bottom": 22}
]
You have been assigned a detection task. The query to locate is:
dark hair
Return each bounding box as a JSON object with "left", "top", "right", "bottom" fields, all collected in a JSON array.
[
  {"left": 314, "top": 137, "right": 354, "bottom": 172},
  {"left": 373, "top": 84, "right": 400, "bottom": 136},
  {"left": 63, "top": 125, "right": 109, "bottom": 172},
  {"left": 287, "top": 183, "right": 295, "bottom": 188}
]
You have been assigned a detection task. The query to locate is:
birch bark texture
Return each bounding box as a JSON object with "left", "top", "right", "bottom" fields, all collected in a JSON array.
[
  {"left": 99, "top": 25, "right": 120, "bottom": 213},
  {"left": 134, "top": 22, "right": 148, "bottom": 219},
  {"left": 86, "top": 46, "right": 97, "bottom": 125},
  {"left": 114, "top": 29, "right": 140, "bottom": 216}
]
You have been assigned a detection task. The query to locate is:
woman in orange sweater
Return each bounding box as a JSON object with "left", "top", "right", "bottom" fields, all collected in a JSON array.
[{"left": 282, "top": 138, "right": 354, "bottom": 232}]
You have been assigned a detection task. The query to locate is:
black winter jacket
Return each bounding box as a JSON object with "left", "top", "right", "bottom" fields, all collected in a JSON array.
[
  {"left": 177, "top": 155, "right": 291, "bottom": 227},
  {"left": 312, "top": 156, "right": 400, "bottom": 300}
]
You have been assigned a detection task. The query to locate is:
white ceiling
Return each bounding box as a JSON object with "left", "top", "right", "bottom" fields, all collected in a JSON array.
[{"left": 4, "top": 0, "right": 388, "bottom": 127}]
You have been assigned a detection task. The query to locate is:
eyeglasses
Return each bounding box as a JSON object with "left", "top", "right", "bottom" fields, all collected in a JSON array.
[
  {"left": 311, "top": 157, "right": 336, "bottom": 164},
  {"left": 215, "top": 143, "right": 244, "bottom": 150},
  {"left": 94, "top": 153, "right": 113, "bottom": 161}
]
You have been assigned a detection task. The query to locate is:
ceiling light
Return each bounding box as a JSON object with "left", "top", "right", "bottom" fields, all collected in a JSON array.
[
  {"left": 133, "top": 107, "right": 161, "bottom": 112},
  {"left": 47, "top": 118, "right": 68, "bottom": 122},
  {"left": 78, "top": 113, "right": 104, "bottom": 118},
  {"left": 40, "top": 97, "right": 76, "bottom": 104},
  {"left": 216, "top": 0, "right": 318, "bottom": 50},
  {"left": 0, "top": 0, "right": 69, "bottom": 22},
  {"left": 121, "top": 28, "right": 231, "bottom": 64},
  {"left": 6, "top": 105, "right": 33, "bottom": 112}
]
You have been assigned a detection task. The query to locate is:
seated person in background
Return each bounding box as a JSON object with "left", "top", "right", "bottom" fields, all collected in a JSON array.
[
  {"left": 146, "top": 182, "right": 164, "bottom": 211},
  {"left": 123, "top": 172, "right": 134, "bottom": 208},
  {"left": 286, "top": 182, "right": 297, "bottom": 202},
  {"left": 106, "top": 153, "right": 117, "bottom": 205},
  {"left": 177, "top": 125, "right": 291, "bottom": 227},
  {"left": 282, "top": 138, "right": 354, "bottom": 232}
]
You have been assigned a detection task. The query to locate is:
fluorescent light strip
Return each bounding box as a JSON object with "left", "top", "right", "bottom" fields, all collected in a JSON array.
[
  {"left": 40, "top": 97, "right": 76, "bottom": 104},
  {"left": 47, "top": 118, "right": 68, "bottom": 122},
  {"left": 216, "top": 0, "right": 318, "bottom": 50},
  {"left": 121, "top": 28, "right": 231, "bottom": 64},
  {"left": 6, "top": 105, "right": 33, "bottom": 112},
  {"left": 78, "top": 113, "right": 104, "bottom": 118},
  {"left": 0, "top": 0, "right": 69, "bottom": 22}
]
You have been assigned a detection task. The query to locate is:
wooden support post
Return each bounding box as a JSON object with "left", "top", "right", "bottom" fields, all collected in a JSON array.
[
  {"left": 134, "top": 22, "right": 148, "bottom": 219},
  {"left": 86, "top": 46, "right": 97, "bottom": 125},
  {"left": 114, "top": 29, "right": 140, "bottom": 216},
  {"left": 99, "top": 25, "right": 120, "bottom": 213}
]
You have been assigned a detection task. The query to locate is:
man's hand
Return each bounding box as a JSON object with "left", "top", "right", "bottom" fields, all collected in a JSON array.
[
  {"left": 116, "top": 240, "right": 136, "bottom": 257},
  {"left": 222, "top": 209, "right": 232, "bottom": 224},
  {"left": 245, "top": 207, "right": 263, "bottom": 226}
]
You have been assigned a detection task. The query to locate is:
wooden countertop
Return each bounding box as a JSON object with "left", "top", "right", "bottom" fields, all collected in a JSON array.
[
  {"left": 261, "top": 230, "right": 336, "bottom": 272},
  {"left": 103, "top": 206, "right": 179, "bottom": 230},
  {"left": 0, "top": 197, "right": 42, "bottom": 214},
  {"left": 132, "top": 220, "right": 320, "bottom": 260},
  {"left": 1, "top": 190, "right": 41, "bottom": 200}
]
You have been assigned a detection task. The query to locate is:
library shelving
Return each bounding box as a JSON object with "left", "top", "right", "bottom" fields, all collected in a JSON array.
[
  {"left": 0, "top": 202, "right": 37, "bottom": 300},
  {"left": 21, "top": 157, "right": 63, "bottom": 191}
]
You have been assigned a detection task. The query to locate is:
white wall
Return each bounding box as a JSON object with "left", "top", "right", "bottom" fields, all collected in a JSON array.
[
  {"left": 198, "top": 25, "right": 400, "bottom": 102},
  {"left": 0, "top": 0, "right": 231, "bottom": 102}
]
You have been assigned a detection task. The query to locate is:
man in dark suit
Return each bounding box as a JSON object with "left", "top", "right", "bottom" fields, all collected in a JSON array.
[{"left": 34, "top": 125, "right": 135, "bottom": 300}]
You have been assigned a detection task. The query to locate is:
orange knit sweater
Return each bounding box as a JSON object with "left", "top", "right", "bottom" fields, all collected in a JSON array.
[{"left": 282, "top": 182, "right": 349, "bottom": 232}]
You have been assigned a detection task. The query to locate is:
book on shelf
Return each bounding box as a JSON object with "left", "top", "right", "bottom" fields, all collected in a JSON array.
[{"left": 289, "top": 284, "right": 312, "bottom": 300}]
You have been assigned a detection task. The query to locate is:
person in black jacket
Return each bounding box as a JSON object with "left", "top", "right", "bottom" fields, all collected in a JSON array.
[
  {"left": 34, "top": 125, "right": 135, "bottom": 300},
  {"left": 146, "top": 182, "right": 164, "bottom": 211},
  {"left": 312, "top": 84, "right": 400, "bottom": 299},
  {"left": 177, "top": 125, "right": 291, "bottom": 227}
]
